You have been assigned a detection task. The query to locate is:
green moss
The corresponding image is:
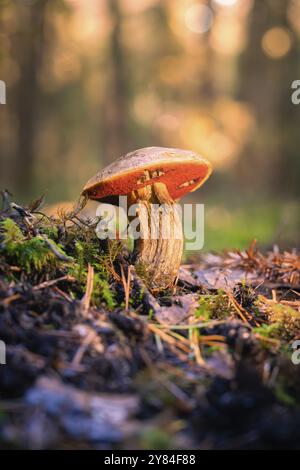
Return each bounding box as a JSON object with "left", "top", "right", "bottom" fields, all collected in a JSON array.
[
  {"left": 70, "top": 241, "right": 86, "bottom": 283},
  {"left": 1, "top": 212, "right": 120, "bottom": 310},
  {"left": 93, "top": 274, "right": 116, "bottom": 310},
  {"left": 1, "top": 218, "right": 24, "bottom": 244},
  {"left": 140, "top": 428, "right": 172, "bottom": 450},
  {"left": 195, "top": 290, "right": 230, "bottom": 320},
  {"left": 42, "top": 225, "right": 59, "bottom": 240},
  {"left": 0, "top": 218, "right": 68, "bottom": 273},
  {"left": 66, "top": 238, "right": 118, "bottom": 310},
  {"left": 148, "top": 308, "right": 154, "bottom": 320},
  {"left": 255, "top": 300, "right": 300, "bottom": 341},
  {"left": 253, "top": 323, "right": 282, "bottom": 338},
  {"left": 270, "top": 304, "right": 300, "bottom": 337},
  {"left": 195, "top": 299, "right": 212, "bottom": 320}
]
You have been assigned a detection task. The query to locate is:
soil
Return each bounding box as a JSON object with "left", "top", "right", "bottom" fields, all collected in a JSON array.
[{"left": 0, "top": 195, "right": 299, "bottom": 450}]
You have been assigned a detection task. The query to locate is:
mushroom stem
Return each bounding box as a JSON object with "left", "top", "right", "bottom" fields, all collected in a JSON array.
[{"left": 129, "top": 182, "right": 183, "bottom": 290}]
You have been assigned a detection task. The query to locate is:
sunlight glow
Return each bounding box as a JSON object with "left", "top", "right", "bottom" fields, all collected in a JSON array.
[
  {"left": 213, "top": 0, "right": 239, "bottom": 6},
  {"left": 184, "top": 4, "right": 213, "bottom": 34},
  {"left": 288, "top": 0, "right": 300, "bottom": 36},
  {"left": 210, "top": 17, "right": 245, "bottom": 55},
  {"left": 262, "top": 27, "right": 292, "bottom": 59}
]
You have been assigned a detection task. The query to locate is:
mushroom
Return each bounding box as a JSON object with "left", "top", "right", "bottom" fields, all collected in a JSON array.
[{"left": 82, "top": 147, "right": 212, "bottom": 290}]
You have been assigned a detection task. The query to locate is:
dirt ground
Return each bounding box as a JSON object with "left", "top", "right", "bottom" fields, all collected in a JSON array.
[{"left": 0, "top": 195, "right": 299, "bottom": 450}]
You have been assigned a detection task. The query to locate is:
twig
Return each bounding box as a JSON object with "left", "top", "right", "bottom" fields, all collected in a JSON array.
[
  {"left": 10, "top": 202, "right": 33, "bottom": 219},
  {"left": 199, "top": 334, "right": 226, "bottom": 343},
  {"left": 149, "top": 323, "right": 190, "bottom": 354},
  {"left": 41, "top": 235, "right": 73, "bottom": 262},
  {"left": 226, "top": 289, "right": 253, "bottom": 324},
  {"left": 127, "top": 265, "right": 132, "bottom": 309},
  {"left": 66, "top": 193, "right": 88, "bottom": 219},
  {"left": 255, "top": 333, "right": 280, "bottom": 348},
  {"left": 120, "top": 264, "right": 131, "bottom": 312},
  {"left": 191, "top": 329, "right": 205, "bottom": 366},
  {"left": 81, "top": 264, "right": 94, "bottom": 315},
  {"left": 259, "top": 295, "right": 300, "bottom": 310},
  {"left": 71, "top": 329, "right": 97, "bottom": 367},
  {"left": 53, "top": 286, "right": 73, "bottom": 302},
  {"left": 150, "top": 319, "right": 228, "bottom": 330},
  {"left": 1, "top": 294, "right": 21, "bottom": 306},
  {"left": 168, "top": 330, "right": 191, "bottom": 345},
  {"left": 33, "top": 275, "right": 75, "bottom": 291},
  {"left": 280, "top": 299, "right": 300, "bottom": 308}
]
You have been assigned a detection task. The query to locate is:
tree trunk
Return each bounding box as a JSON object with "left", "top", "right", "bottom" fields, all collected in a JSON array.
[
  {"left": 236, "top": 0, "right": 300, "bottom": 197},
  {"left": 13, "top": 0, "right": 48, "bottom": 196},
  {"left": 102, "top": 0, "right": 129, "bottom": 165}
]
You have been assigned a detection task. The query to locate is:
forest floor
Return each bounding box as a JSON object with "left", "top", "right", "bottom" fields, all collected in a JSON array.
[{"left": 0, "top": 193, "right": 300, "bottom": 450}]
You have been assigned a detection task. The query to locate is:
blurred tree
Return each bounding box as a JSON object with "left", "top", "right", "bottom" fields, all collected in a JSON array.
[
  {"left": 237, "top": 0, "right": 300, "bottom": 197},
  {"left": 12, "top": 0, "right": 49, "bottom": 196},
  {"left": 103, "top": 0, "right": 129, "bottom": 164}
]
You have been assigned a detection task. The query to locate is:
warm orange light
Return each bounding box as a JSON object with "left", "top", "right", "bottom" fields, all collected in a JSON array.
[
  {"left": 210, "top": 17, "right": 246, "bottom": 55},
  {"left": 132, "top": 93, "right": 161, "bottom": 126},
  {"left": 154, "top": 113, "right": 180, "bottom": 131},
  {"left": 213, "top": 0, "right": 239, "bottom": 6},
  {"left": 184, "top": 4, "right": 214, "bottom": 34},
  {"left": 288, "top": 0, "right": 300, "bottom": 36},
  {"left": 120, "top": 0, "right": 160, "bottom": 14},
  {"left": 159, "top": 56, "right": 185, "bottom": 85},
  {"left": 262, "top": 27, "right": 292, "bottom": 59}
]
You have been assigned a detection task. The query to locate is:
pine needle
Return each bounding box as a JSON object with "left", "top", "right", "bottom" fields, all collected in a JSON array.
[{"left": 81, "top": 263, "right": 94, "bottom": 315}]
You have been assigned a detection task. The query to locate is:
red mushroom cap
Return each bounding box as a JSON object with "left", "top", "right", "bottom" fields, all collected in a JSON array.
[{"left": 83, "top": 147, "right": 212, "bottom": 203}]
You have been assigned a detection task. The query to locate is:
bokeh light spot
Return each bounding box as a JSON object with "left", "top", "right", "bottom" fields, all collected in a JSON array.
[
  {"left": 184, "top": 4, "right": 213, "bottom": 34},
  {"left": 213, "top": 0, "right": 239, "bottom": 6},
  {"left": 262, "top": 27, "right": 292, "bottom": 59}
]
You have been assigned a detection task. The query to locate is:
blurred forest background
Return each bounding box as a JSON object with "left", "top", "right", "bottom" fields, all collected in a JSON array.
[{"left": 0, "top": 0, "right": 299, "bottom": 251}]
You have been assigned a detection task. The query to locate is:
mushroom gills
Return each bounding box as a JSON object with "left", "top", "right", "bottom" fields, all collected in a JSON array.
[
  {"left": 137, "top": 169, "right": 165, "bottom": 185},
  {"left": 177, "top": 178, "right": 199, "bottom": 189}
]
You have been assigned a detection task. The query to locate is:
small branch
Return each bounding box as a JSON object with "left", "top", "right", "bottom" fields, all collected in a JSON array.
[
  {"left": 33, "top": 275, "right": 76, "bottom": 291},
  {"left": 226, "top": 289, "right": 257, "bottom": 325},
  {"left": 191, "top": 329, "right": 205, "bottom": 367},
  {"left": 148, "top": 323, "right": 190, "bottom": 354},
  {"left": 71, "top": 329, "right": 97, "bottom": 367},
  {"left": 81, "top": 264, "right": 94, "bottom": 315},
  {"left": 120, "top": 264, "right": 131, "bottom": 312}
]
